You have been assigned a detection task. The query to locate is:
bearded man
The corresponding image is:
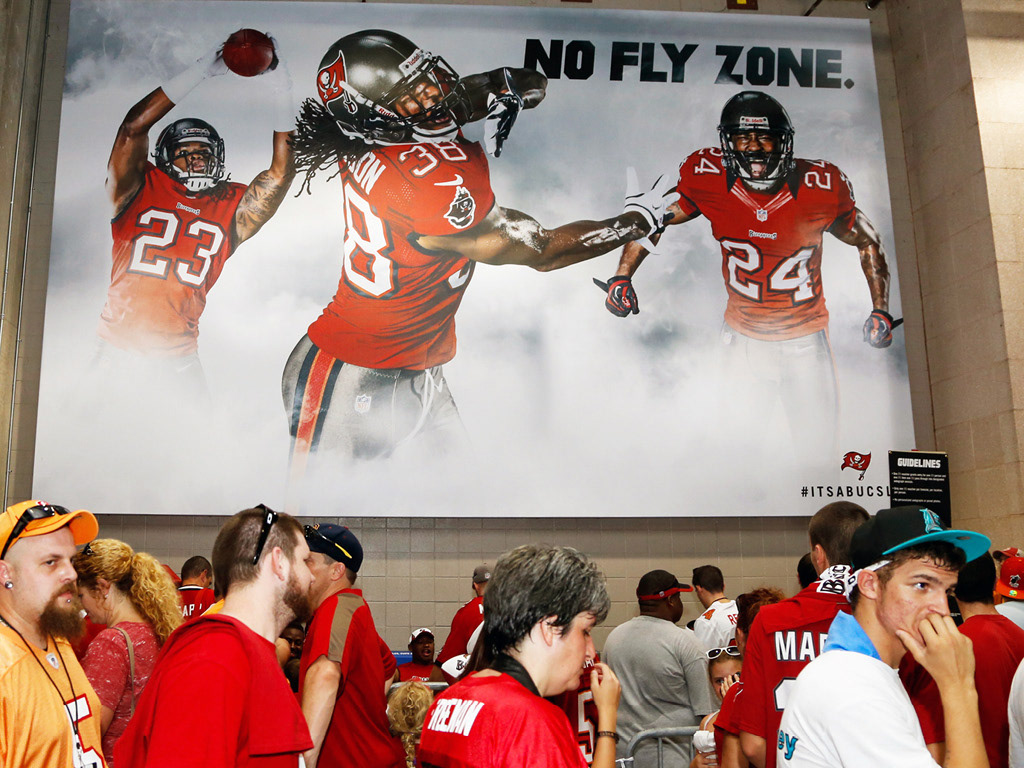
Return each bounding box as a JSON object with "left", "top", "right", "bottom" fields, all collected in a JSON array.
[
  {"left": 0, "top": 499, "right": 104, "bottom": 767},
  {"left": 116, "top": 505, "right": 315, "bottom": 767}
]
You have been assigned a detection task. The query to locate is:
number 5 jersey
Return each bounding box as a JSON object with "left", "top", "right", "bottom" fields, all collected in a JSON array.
[{"left": 100, "top": 162, "right": 246, "bottom": 356}]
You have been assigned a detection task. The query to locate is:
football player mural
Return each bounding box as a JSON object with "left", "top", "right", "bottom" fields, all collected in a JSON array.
[
  {"left": 35, "top": 3, "right": 912, "bottom": 516},
  {"left": 282, "top": 29, "right": 678, "bottom": 496},
  {"left": 100, "top": 44, "right": 295, "bottom": 396},
  {"left": 597, "top": 91, "right": 892, "bottom": 464}
]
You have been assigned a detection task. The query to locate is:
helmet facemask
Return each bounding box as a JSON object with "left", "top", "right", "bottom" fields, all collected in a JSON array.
[
  {"left": 154, "top": 119, "right": 226, "bottom": 192},
  {"left": 166, "top": 141, "right": 224, "bottom": 192},
  {"left": 720, "top": 126, "right": 794, "bottom": 192}
]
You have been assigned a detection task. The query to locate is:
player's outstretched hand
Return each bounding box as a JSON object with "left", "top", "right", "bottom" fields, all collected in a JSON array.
[
  {"left": 622, "top": 168, "right": 680, "bottom": 251},
  {"left": 863, "top": 309, "right": 894, "bottom": 348},
  {"left": 590, "top": 662, "right": 622, "bottom": 716},
  {"left": 484, "top": 69, "right": 524, "bottom": 158},
  {"left": 897, "top": 613, "right": 975, "bottom": 693},
  {"left": 594, "top": 276, "right": 638, "bottom": 317},
  {"left": 201, "top": 47, "right": 230, "bottom": 79}
]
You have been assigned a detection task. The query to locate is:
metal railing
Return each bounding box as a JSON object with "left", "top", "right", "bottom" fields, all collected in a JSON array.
[{"left": 616, "top": 726, "right": 699, "bottom": 768}]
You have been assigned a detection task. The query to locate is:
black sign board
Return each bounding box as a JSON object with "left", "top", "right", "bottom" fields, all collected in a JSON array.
[{"left": 888, "top": 450, "right": 951, "bottom": 526}]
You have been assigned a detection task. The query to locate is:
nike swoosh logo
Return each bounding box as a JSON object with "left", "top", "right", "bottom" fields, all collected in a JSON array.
[{"left": 434, "top": 174, "right": 464, "bottom": 187}]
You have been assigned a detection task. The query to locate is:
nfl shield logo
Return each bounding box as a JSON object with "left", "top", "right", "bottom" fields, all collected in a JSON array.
[
  {"left": 756, "top": 208, "right": 768, "bottom": 222},
  {"left": 354, "top": 394, "right": 371, "bottom": 414}
]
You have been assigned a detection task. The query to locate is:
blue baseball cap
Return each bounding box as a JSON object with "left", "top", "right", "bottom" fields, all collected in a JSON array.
[{"left": 304, "top": 523, "right": 363, "bottom": 572}]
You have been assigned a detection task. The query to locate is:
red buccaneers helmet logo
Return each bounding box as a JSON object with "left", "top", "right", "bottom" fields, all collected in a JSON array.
[
  {"left": 317, "top": 52, "right": 351, "bottom": 110},
  {"left": 840, "top": 451, "right": 871, "bottom": 480}
]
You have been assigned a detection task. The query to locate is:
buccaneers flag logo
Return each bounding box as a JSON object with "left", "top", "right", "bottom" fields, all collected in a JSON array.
[{"left": 840, "top": 451, "right": 871, "bottom": 480}]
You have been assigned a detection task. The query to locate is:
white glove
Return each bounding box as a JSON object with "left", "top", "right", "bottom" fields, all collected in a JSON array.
[
  {"left": 622, "top": 167, "right": 680, "bottom": 251},
  {"left": 162, "top": 47, "right": 229, "bottom": 104},
  {"left": 258, "top": 43, "right": 297, "bottom": 133}
]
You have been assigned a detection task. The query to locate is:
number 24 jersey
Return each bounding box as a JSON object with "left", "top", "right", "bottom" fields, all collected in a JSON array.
[{"left": 676, "top": 148, "right": 857, "bottom": 341}]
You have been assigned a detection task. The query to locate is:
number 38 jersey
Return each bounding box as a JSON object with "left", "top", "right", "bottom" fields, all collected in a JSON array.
[
  {"left": 99, "top": 162, "right": 246, "bottom": 356},
  {"left": 676, "top": 148, "right": 857, "bottom": 341},
  {"left": 307, "top": 139, "right": 495, "bottom": 371}
]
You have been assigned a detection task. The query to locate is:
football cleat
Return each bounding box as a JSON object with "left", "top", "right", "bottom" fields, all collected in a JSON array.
[
  {"left": 718, "top": 91, "right": 795, "bottom": 190},
  {"left": 154, "top": 118, "right": 225, "bottom": 192},
  {"left": 315, "top": 30, "right": 462, "bottom": 146}
]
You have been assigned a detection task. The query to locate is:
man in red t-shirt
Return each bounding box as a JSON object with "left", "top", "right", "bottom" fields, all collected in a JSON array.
[
  {"left": 300, "top": 523, "right": 404, "bottom": 768},
  {"left": 735, "top": 501, "right": 868, "bottom": 768},
  {"left": 599, "top": 91, "right": 893, "bottom": 461},
  {"left": 284, "top": 30, "right": 679, "bottom": 487},
  {"left": 437, "top": 564, "right": 490, "bottom": 672},
  {"left": 115, "top": 506, "right": 314, "bottom": 767},
  {"left": 178, "top": 555, "right": 216, "bottom": 620},
  {"left": 398, "top": 628, "right": 445, "bottom": 683}
]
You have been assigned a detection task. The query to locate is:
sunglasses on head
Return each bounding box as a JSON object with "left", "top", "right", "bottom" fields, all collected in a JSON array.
[
  {"left": 304, "top": 525, "right": 353, "bottom": 563},
  {"left": 1, "top": 503, "right": 72, "bottom": 559},
  {"left": 706, "top": 645, "right": 740, "bottom": 660},
  {"left": 252, "top": 504, "right": 278, "bottom": 566}
]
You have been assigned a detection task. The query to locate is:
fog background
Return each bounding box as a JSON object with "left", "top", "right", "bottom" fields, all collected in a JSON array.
[{"left": 34, "top": 1, "right": 913, "bottom": 516}]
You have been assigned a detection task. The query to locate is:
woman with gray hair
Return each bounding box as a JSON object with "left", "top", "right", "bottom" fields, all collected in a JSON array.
[{"left": 419, "top": 544, "right": 621, "bottom": 768}]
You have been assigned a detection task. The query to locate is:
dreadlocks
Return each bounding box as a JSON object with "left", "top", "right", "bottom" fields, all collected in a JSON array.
[{"left": 292, "top": 98, "right": 370, "bottom": 195}]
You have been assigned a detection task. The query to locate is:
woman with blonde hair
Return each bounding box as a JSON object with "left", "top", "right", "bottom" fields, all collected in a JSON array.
[
  {"left": 388, "top": 680, "right": 435, "bottom": 768},
  {"left": 73, "top": 538, "right": 183, "bottom": 765}
]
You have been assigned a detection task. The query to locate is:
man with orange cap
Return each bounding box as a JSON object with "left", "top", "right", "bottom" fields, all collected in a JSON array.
[{"left": 0, "top": 499, "right": 103, "bottom": 767}]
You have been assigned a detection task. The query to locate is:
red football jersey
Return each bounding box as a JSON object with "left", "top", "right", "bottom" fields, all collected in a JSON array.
[
  {"left": 419, "top": 672, "right": 588, "bottom": 768},
  {"left": 308, "top": 140, "right": 495, "bottom": 370},
  {"left": 675, "top": 148, "right": 857, "bottom": 340},
  {"left": 733, "top": 570, "right": 853, "bottom": 768},
  {"left": 100, "top": 163, "right": 246, "bottom": 355},
  {"left": 551, "top": 657, "right": 599, "bottom": 765},
  {"left": 178, "top": 585, "right": 216, "bottom": 621}
]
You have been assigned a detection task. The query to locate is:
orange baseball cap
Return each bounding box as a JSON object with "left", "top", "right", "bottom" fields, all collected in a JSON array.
[{"left": 0, "top": 500, "right": 98, "bottom": 558}]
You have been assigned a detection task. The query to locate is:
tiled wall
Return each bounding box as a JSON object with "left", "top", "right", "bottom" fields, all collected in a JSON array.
[
  {"left": 96, "top": 513, "right": 811, "bottom": 649},
  {"left": 887, "top": 0, "right": 1024, "bottom": 544}
]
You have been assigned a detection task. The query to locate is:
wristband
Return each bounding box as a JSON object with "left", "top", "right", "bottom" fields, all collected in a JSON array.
[{"left": 597, "top": 731, "right": 619, "bottom": 743}]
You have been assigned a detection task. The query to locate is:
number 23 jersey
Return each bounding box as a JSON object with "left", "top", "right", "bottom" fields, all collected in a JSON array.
[
  {"left": 676, "top": 148, "right": 857, "bottom": 341},
  {"left": 307, "top": 139, "right": 495, "bottom": 371},
  {"left": 100, "top": 162, "right": 246, "bottom": 356}
]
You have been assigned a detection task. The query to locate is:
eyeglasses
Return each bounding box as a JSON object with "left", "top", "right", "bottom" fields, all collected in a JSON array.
[
  {"left": 706, "top": 645, "right": 741, "bottom": 660},
  {"left": 1, "top": 503, "right": 71, "bottom": 559},
  {"left": 304, "top": 525, "right": 352, "bottom": 563},
  {"left": 252, "top": 504, "right": 278, "bottom": 566}
]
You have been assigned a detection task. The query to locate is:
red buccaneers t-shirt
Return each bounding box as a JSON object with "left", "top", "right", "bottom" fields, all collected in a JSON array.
[
  {"left": 100, "top": 163, "right": 246, "bottom": 355},
  {"left": 675, "top": 148, "right": 857, "bottom": 341},
  {"left": 114, "top": 615, "right": 311, "bottom": 768},
  {"left": 713, "top": 680, "right": 743, "bottom": 766},
  {"left": 734, "top": 568, "right": 853, "bottom": 768},
  {"left": 437, "top": 596, "right": 484, "bottom": 665},
  {"left": 308, "top": 140, "right": 495, "bottom": 370},
  {"left": 419, "top": 672, "right": 588, "bottom": 768},
  {"left": 398, "top": 660, "right": 438, "bottom": 682},
  {"left": 299, "top": 588, "right": 404, "bottom": 768}
]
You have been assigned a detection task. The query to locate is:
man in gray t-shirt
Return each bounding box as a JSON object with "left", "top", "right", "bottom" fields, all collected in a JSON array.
[{"left": 603, "top": 569, "right": 714, "bottom": 768}]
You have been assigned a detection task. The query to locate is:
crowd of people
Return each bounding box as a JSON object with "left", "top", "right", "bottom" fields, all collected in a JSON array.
[{"left": 2, "top": 498, "right": 1023, "bottom": 768}]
